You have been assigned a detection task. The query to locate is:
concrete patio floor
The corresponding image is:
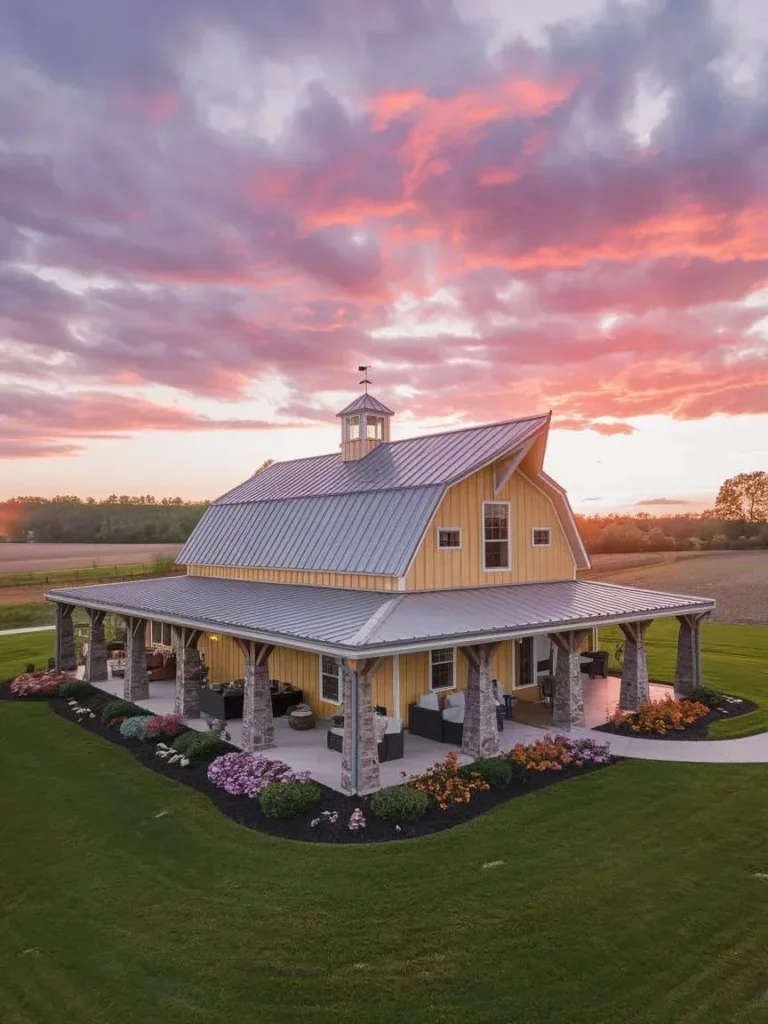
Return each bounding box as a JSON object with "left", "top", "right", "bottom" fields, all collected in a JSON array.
[
  {"left": 513, "top": 674, "right": 674, "bottom": 729},
  {"left": 93, "top": 673, "right": 546, "bottom": 792}
]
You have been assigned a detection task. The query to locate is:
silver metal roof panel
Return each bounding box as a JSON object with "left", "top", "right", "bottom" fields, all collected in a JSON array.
[
  {"left": 177, "top": 486, "right": 442, "bottom": 575},
  {"left": 47, "top": 577, "right": 714, "bottom": 656}
]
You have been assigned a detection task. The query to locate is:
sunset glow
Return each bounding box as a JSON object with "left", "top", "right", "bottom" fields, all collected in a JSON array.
[{"left": 1, "top": 0, "right": 766, "bottom": 512}]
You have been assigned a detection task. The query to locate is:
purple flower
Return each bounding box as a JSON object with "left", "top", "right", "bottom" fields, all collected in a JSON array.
[{"left": 207, "top": 752, "right": 311, "bottom": 798}]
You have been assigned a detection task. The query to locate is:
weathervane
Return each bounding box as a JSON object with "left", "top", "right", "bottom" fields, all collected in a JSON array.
[{"left": 358, "top": 364, "right": 372, "bottom": 394}]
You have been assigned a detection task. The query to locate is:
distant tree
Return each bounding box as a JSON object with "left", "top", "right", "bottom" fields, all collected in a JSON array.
[
  {"left": 708, "top": 471, "right": 768, "bottom": 524},
  {"left": 254, "top": 458, "right": 275, "bottom": 476},
  {"left": 597, "top": 522, "right": 649, "bottom": 553}
]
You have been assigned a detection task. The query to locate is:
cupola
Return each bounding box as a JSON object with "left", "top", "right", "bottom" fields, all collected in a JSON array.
[{"left": 336, "top": 373, "right": 394, "bottom": 461}]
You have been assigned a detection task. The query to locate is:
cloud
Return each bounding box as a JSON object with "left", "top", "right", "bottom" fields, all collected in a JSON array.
[
  {"left": 635, "top": 497, "right": 696, "bottom": 506},
  {"left": 0, "top": 0, "right": 767, "bottom": 461},
  {"left": 0, "top": 388, "right": 306, "bottom": 459}
]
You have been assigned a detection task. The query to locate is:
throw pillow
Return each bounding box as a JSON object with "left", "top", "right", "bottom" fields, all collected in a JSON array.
[{"left": 418, "top": 691, "right": 440, "bottom": 711}]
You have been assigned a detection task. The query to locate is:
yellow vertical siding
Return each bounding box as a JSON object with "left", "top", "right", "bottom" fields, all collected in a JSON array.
[
  {"left": 405, "top": 464, "right": 575, "bottom": 590},
  {"left": 187, "top": 564, "right": 399, "bottom": 591},
  {"left": 196, "top": 634, "right": 395, "bottom": 720}
]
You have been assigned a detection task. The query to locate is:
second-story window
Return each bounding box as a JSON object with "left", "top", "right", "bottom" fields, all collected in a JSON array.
[
  {"left": 483, "top": 501, "right": 510, "bottom": 570},
  {"left": 438, "top": 528, "right": 461, "bottom": 549},
  {"left": 532, "top": 527, "right": 552, "bottom": 547}
]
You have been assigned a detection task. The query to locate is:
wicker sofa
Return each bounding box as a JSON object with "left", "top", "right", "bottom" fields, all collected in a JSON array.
[
  {"left": 408, "top": 691, "right": 504, "bottom": 744},
  {"left": 146, "top": 649, "right": 176, "bottom": 681},
  {"left": 327, "top": 715, "right": 404, "bottom": 762}
]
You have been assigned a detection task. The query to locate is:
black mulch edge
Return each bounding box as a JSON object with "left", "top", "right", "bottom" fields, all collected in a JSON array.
[
  {"left": 593, "top": 694, "right": 759, "bottom": 742},
  {"left": 2, "top": 683, "right": 618, "bottom": 844}
]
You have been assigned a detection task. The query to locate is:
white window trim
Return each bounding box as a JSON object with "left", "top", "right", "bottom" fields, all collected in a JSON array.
[
  {"left": 430, "top": 647, "right": 457, "bottom": 692},
  {"left": 482, "top": 500, "right": 512, "bottom": 572},
  {"left": 436, "top": 527, "right": 462, "bottom": 551},
  {"left": 319, "top": 655, "right": 343, "bottom": 705},
  {"left": 531, "top": 526, "right": 552, "bottom": 548}
]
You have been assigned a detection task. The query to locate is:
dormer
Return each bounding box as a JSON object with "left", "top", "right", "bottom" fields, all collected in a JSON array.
[{"left": 336, "top": 393, "right": 394, "bottom": 462}]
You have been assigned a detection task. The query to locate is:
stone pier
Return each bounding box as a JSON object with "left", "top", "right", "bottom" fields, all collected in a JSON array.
[
  {"left": 341, "top": 658, "right": 382, "bottom": 796},
  {"left": 460, "top": 643, "right": 500, "bottom": 759},
  {"left": 124, "top": 617, "right": 149, "bottom": 701},
  {"left": 549, "top": 630, "right": 590, "bottom": 730},
  {"left": 619, "top": 621, "right": 651, "bottom": 712}
]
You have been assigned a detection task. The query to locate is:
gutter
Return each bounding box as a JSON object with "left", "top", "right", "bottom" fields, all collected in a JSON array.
[{"left": 45, "top": 590, "right": 715, "bottom": 662}]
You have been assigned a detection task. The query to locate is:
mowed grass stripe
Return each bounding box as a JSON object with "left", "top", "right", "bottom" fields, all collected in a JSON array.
[{"left": 3, "top": 704, "right": 768, "bottom": 1022}]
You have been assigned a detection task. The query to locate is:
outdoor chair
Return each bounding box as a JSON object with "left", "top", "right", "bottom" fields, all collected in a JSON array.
[
  {"left": 539, "top": 675, "right": 555, "bottom": 704},
  {"left": 326, "top": 715, "right": 404, "bottom": 761}
]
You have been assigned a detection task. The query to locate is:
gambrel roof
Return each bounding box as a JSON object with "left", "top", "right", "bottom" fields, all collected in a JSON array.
[{"left": 177, "top": 415, "right": 551, "bottom": 575}]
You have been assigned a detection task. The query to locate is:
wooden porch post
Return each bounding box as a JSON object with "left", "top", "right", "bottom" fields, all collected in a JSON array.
[
  {"left": 459, "top": 643, "right": 500, "bottom": 758},
  {"left": 123, "top": 617, "right": 149, "bottom": 700},
  {"left": 340, "top": 658, "right": 382, "bottom": 795},
  {"left": 674, "top": 613, "right": 707, "bottom": 698},
  {"left": 172, "top": 626, "right": 203, "bottom": 718},
  {"left": 235, "top": 640, "right": 275, "bottom": 751},
  {"left": 54, "top": 603, "right": 77, "bottom": 673},
  {"left": 548, "top": 630, "right": 590, "bottom": 730},
  {"left": 618, "top": 621, "right": 651, "bottom": 711},
  {"left": 84, "top": 609, "right": 107, "bottom": 683}
]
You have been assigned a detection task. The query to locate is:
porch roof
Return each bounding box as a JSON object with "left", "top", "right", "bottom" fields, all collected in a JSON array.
[{"left": 46, "top": 575, "right": 715, "bottom": 658}]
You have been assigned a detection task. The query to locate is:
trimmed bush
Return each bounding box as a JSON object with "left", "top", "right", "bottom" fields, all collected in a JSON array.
[
  {"left": 171, "top": 731, "right": 226, "bottom": 761},
  {"left": 101, "top": 700, "right": 145, "bottom": 726},
  {"left": 472, "top": 757, "right": 513, "bottom": 788},
  {"left": 371, "top": 785, "right": 429, "bottom": 821},
  {"left": 689, "top": 685, "right": 723, "bottom": 709},
  {"left": 119, "top": 715, "right": 155, "bottom": 741},
  {"left": 144, "top": 714, "right": 185, "bottom": 740},
  {"left": 58, "top": 681, "right": 95, "bottom": 699},
  {"left": 260, "top": 781, "right": 323, "bottom": 819}
]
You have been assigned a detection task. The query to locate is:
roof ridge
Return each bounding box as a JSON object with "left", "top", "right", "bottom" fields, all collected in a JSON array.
[
  {"left": 348, "top": 593, "right": 406, "bottom": 646},
  {"left": 245, "top": 411, "right": 549, "bottom": 475}
]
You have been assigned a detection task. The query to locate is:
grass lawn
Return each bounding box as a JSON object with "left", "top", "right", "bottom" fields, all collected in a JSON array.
[
  {"left": 4, "top": 706, "right": 768, "bottom": 1024},
  {"left": 0, "top": 632, "right": 55, "bottom": 682},
  {"left": 0, "top": 559, "right": 177, "bottom": 588},
  {"left": 598, "top": 620, "right": 768, "bottom": 739},
  {"left": 0, "top": 602, "right": 56, "bottom": 631}
]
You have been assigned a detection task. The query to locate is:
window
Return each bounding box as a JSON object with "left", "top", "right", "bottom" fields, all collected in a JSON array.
[
  {"left": 366, "top": 415, "right": 385, "bottom": 440},
  {"left": 483, "top": 501, "right": 510, "bottom": 570},
  {"left": 532, "top": 527, "right": 552, "bottom": 547},
  {"left": 320, "top": 655, "right": 342, "bottom": 704},
  {"left": 437, "top": 528, "right": 461, "bottom": 550},
  {"left": 151, "top": 621, "right": 173, "bottom": 646},
  {"left": 430, "top": 647, "right": 456, "bottom": 691},
  {"left": 346, "top": 415, "right": 360, "bottom": 441}
]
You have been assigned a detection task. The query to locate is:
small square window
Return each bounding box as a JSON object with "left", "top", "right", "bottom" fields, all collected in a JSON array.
[
  {"left": 437, "top": 528, "right": 461, "bottom": 550},
  {"left": 532, "top": 528, "right": 552, "bottom": 547}
]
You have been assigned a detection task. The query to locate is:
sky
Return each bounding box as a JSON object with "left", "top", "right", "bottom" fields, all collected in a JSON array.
[{"left": 1, "top": 0, "right": 767, "bottom": 513}]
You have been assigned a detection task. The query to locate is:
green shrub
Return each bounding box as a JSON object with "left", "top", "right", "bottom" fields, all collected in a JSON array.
[
  {"left": 119, "top": 715, "right": 155, "bottom": 741},
  {"left": 260, "top": 781, "right": 322, "bottom": 819},
  {"left": 472, "top": 757, "right": 513, "bottom": 788},
  {"left": 171, "top": 731, "right": 225, "bottom": 761},
  {"left": 689, "top": 685, "right": 723, "bottom": 709},
  {"left": 371, "top": 785, "right": 429, "bottom": 821},
  {"left": 58, "top": 680, "right": 95, "bottom": 699},
  {"left": 101, "top": 700, "right": 145, "bottom": 725}
]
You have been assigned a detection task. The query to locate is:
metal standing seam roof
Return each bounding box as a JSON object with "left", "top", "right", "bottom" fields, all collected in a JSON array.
[
  {"left": 336, "top": 393, "right": 395, "bottom": 417},
  {"left": 176, "top": 486, "right": 443, "bottom": 576},
  {"left": 46, "top": 576, "right": 715, "bottom": 656},
  {"left": 177, "top": 414, "right": 549, "bottom": 575}
]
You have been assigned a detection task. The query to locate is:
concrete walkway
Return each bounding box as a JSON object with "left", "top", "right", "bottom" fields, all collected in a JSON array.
[
  {"left": 0, "top": 624, "right": 55, "bottom": 637},
  {"left": 562, "top": 724, "right": 768, "bottom": 764}
]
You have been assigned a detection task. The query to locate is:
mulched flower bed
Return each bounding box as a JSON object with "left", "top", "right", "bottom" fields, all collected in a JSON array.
[
  {"left": 594, "top": 694, "right": 758, "bottom": 742},
  {"left": 6, "top": 683, "right": 618, "bottom": 844}
]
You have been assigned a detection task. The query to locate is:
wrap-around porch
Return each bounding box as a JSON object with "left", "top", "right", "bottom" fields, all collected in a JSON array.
[{"left": 50, "top": 573, "right": 714, "bottom": 794}]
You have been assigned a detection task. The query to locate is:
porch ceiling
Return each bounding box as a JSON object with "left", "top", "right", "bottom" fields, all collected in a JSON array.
[{"left": 46, "top": 575, "right": 715, "bottom": 658}]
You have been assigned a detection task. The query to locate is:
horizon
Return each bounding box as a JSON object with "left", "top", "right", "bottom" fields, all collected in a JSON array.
[{"left": 2, "top": 0, "right": 766, "bottom": 510}]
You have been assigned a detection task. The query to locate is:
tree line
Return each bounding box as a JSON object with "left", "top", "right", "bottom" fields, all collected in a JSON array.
[
  {"left": 0, "top": 496, "right": 210, "bottom": 544},
  {"left": 0, "top": 472, "right": 765, "bottom": 552},
  {"left": 576, "top": 472, "right": 768, "bottom": 554}
]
